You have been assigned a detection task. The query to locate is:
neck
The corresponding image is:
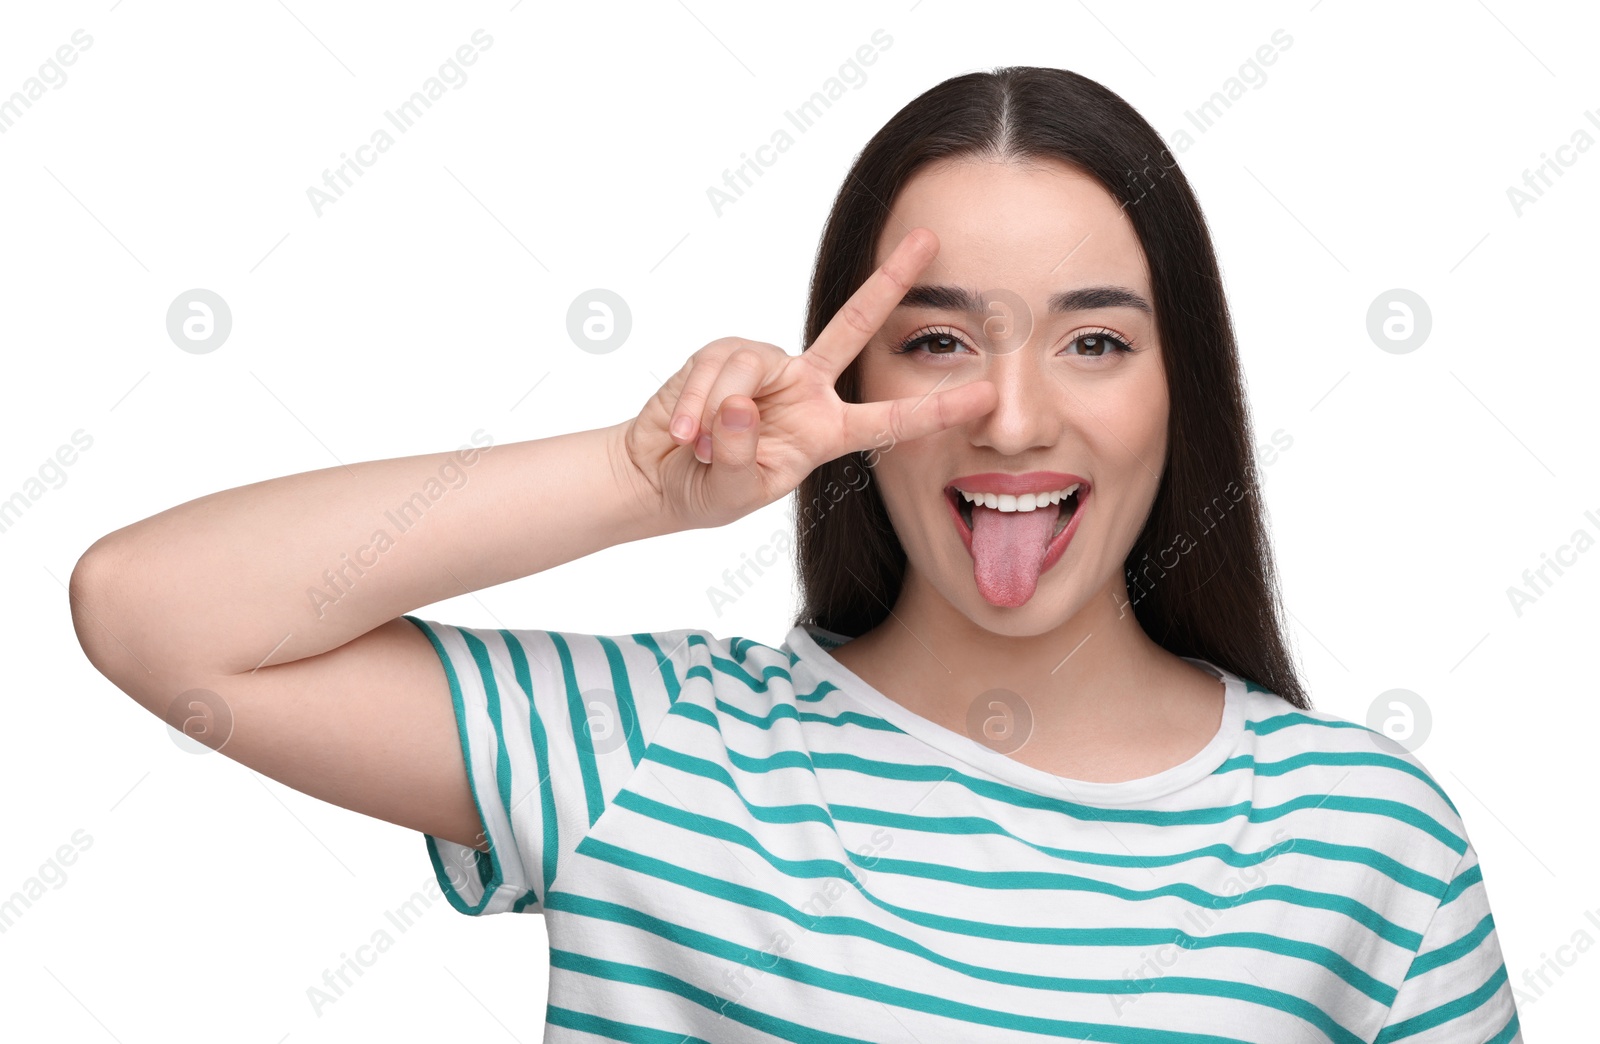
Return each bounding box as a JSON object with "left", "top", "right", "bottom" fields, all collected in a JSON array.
[{"left": 830, "top": 566, "right": 1223, "bottom": 780}]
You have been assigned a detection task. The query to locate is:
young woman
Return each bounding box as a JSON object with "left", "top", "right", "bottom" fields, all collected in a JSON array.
[{"left": 71, "top": 67, "right": 1520, "bottom": 1041}]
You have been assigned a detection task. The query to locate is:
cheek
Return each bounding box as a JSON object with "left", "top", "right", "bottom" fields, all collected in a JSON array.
[
  {"left": 870, "top": 439, "right": 929, "bottom": 505},
  {"left": 1098, "top": 371, "right": 1169, "bottom": 463},
  {"left": 868, "top": 437, "right": 948, "bottom": 544},
  {"left": 1067, "top": 379, "right": 1168, "bottom": 526}
]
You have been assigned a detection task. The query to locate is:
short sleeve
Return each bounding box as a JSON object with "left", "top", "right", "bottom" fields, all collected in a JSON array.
[
  {"left": 1375, "top": 840, "right": 1522, "bottom": 1043},
  {"left": 404, "top": 616, "right": 685, "bottom": 917}
]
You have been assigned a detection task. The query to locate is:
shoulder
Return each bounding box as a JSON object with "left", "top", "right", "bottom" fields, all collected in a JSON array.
[{"left": 1227, "top": 679, "right": 1473, "bottom": 898}]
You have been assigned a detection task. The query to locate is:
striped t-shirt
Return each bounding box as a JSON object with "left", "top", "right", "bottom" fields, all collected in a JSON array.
[{"left": 403, "top": 616, "right": 1521, "bottom": 1043}]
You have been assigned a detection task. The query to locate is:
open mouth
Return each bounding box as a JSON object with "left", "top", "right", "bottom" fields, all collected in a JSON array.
[
  {"left": 940, "top": 478, "right": 1092, "bottom": 609},
  {"left": 944, "top": 484, "right": 1085, "bottom": 543}
]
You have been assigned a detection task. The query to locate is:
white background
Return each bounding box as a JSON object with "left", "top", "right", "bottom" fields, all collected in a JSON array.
[{"left": 3, "top": 0, "right": 1594, "bottom": 1038}]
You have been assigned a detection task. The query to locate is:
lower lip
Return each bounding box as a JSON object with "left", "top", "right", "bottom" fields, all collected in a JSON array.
[{"left": 944, "top": 487, "right": 1089, "bottom": 578}]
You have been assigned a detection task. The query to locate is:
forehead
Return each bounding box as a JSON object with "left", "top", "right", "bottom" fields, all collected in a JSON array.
[{"left": 873, "top": 157, "right": 1150, "bottom": 296}]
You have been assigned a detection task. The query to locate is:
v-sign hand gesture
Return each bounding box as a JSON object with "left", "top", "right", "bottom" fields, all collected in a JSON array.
[{"left": 622, "top": 227, "right": 999, "bottom": 531}]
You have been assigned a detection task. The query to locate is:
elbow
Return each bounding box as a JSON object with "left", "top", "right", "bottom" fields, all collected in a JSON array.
[{"left": 69, "top": 535, "right": 141, "bottom": 689}]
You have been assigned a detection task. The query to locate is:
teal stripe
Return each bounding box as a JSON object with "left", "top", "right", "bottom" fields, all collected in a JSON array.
[
  {"left": 630, "top": 633, "right": 682, "bottom": 704},
  {"left": 795, "top": 678, "right": 843, "bottom": 703},
  {"left": 1248, "top": 712, "right": 1371, "bottom": 737},
  {"left": 805, "top": 631, "right": 849, "bottom": 651},
  {"left": 867, "top": 849, "right": 1418, "bottom": 949},
  {"left": 499, "top": 628, "right": 561, "bottom": 901},
  {"left": 549, "top": 947, "right": 878, "bottom": 1044},
  {"left": 549, "top": 633, "right": 605, "bottom": 826},
  {"left": 547, "top": 898, "right": 1310, "bottom": 1043},
  {"left": 458, "top": 629, "right": 517, "bottom": 857},
  {"left": 1215, "top": 752, "right": 1458, "bottom": 815},
  {"left": 712, "top": 694, "right": 902, "bottom": 734},
  {"left": 546, "top": 1004, "right": 715, "bottom": 1043},
  {"left": 1487, "top": 1011, "right": 1521, "bottom": 1044},
  {"left": 1440, "top": 863, "right": 1482, "bottom": 907},
  {"left": 685, "top": 649, "right": 794, "bottom": 693},
  {"left": 729, "top": 635, "right": 761, "bottom": 662},
  {"left": 574, "top": 833, "right": 1395, "bottom": 1005},
  {"left": 596, "top": 635, "right": 647, "bottom": 766},
  {"left": 826, "top": 804, "right": 1446, "bottom": 898},
  {"left": 608, "top": 786, "right": 1422, "bottom": 951},
  {"left": 810, "top": 750, "right": 1469, "bottom": 853},
  {"left": 1406, "top": 914, "right": 1495, "bottom": 980},
  {"left": 402, "top": 617, "right": 505, "bottom": 916},
  {"left": 1374, "top": 962, "right": 1510, "bottom": 1042},
  {"left": 796, "top": 707, "right": 902, "bottom": 731}
]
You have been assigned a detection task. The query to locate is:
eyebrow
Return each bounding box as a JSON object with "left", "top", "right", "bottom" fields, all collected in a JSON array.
[{"left": 897, "top": 283, "right": 1153, "bottom": 316}]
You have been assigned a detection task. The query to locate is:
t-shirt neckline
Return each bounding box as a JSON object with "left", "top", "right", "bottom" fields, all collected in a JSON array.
[{"left": 785, "top": 623, "right": 1246, "bottom": 806}]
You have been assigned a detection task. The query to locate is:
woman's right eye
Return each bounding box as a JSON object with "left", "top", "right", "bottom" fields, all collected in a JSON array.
[{"left": 889, "top": 326, "right": 971, "bottom": 356}]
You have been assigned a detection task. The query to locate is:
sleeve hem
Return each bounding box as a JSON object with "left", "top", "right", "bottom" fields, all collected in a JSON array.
[{"left": 405, "top": 614, "right": 539, "bottom": 916}]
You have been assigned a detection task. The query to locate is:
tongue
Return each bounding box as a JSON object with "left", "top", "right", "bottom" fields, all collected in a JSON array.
[{"left": 969, "top": 502, "right": 1060, "bottom": 608}]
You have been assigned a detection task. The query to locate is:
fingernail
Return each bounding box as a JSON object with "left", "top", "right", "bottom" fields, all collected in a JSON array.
[
  {"left": 695, "top": 433, "right": 712, "bottom": 463},
  {"left": 670, "top": 415, "right": 694, "bottom": 440},
  {"left": 723, "top": 405, "right": 752, "bottom": 431}
]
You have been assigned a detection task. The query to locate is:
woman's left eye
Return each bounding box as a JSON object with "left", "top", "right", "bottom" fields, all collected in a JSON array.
[{"left": 1063, "top": 330, "right": 1135, "bottom": 357}]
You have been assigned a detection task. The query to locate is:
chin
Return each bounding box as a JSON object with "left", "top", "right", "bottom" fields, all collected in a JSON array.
[
  {"left": 961, "top": 590, "right": 1080, "bottom": 638},
  {"left": 921, "top": 559, "right": 1090, "bottom": 639}
]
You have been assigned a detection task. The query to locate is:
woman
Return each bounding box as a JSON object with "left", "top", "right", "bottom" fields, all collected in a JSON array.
[{"left": 71, "top": 67, "right": 1520, "bottom": 1041}]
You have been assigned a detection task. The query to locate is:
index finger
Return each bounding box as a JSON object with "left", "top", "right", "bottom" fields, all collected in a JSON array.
[{"left": 802, "top": 226, "right": 939, "bottom": 380}]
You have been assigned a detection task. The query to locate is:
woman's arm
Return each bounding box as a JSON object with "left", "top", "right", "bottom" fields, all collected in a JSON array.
[
  {"left": 68, "top": 421, "right": 670, "bottom": 850},
  {"left": 72, "top": 422, "right": 665, "bottom": 681}
]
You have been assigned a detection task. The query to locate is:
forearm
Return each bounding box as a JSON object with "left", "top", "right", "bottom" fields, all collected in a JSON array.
[{"left": 72, "top": 421, "right": 670, "bottom": 680}]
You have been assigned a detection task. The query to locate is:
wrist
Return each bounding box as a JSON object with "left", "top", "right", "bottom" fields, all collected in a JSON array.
[{"left": 602, "top": 420, "right": 682, "bottom": 540}]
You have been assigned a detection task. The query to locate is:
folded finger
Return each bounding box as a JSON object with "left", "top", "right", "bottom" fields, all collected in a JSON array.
[
  {"left": 668, "top": 344, "right": 739, "bottom": 443},
  {"left": 699, "top": 346, "right": 771, "bottom": 438}
]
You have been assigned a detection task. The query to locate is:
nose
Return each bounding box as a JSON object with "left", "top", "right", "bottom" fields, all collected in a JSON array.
[{"left": 964, "top": 348, "right": 1064, "bottom": 456}]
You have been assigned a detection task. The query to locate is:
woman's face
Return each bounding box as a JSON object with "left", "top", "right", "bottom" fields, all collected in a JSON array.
[{"left": 854, "top": 156, "right": 1168, "bottom": 635}]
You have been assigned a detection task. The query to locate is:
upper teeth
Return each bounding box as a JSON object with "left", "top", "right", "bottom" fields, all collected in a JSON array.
[{"left": 957, "top": 484, "right": 1081, "bottom": 512}]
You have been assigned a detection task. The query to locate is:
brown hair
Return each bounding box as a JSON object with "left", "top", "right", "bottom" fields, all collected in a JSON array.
[{"left": 792, "top": 65, "right": 1308, "bottom": 709}]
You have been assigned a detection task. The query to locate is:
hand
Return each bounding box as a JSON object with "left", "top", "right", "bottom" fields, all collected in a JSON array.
[{"left": 622, "top": 227, "right": 998, "bottom": 531}]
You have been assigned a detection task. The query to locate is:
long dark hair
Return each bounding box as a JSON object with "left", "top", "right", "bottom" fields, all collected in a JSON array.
[{"left": 792, "top": 65, "right": 1308, "bottom": 709}]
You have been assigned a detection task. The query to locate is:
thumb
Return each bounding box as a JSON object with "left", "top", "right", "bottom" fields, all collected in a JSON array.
[{"left": 705, "top": 394, "right": 761, "bottom": 493}]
